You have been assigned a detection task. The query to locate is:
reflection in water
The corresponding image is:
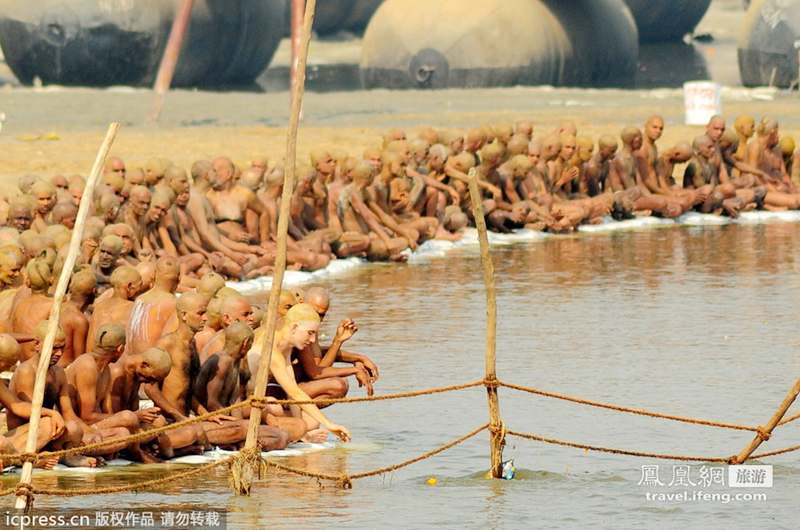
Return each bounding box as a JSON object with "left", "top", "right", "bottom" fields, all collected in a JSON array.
[{"left": 5, "top": 224, "right": 800, "bottom": 527}]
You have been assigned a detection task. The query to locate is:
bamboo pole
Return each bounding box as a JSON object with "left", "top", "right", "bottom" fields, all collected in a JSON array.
[
  {"left": 148, "top": 0, "right": 194, "bottom": 123},
  {"left": 467, "top": 169, "right": 504, "bottom": 479},
  {"left": 290, "top": 0, "right": 304, "bottom": 98},
  {"left": 231, "top": 0, "right": 317, "bottom": 496},
  {"left": 14, "top": 124, "right": 120, "bottom": 511},
  {"left": 732, "top": 376, "right": 800, "bottom": 464}
]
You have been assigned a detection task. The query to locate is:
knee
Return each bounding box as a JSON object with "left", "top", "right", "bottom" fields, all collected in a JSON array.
[
  {"left": 118, "top": 410, "right": 140, "bottom": 430},
  {"left": 334, "top": 377, "right": 349, "bottom": 398},
  {"left": 65, "top": 419, "right": 84, "bottom": 442}
]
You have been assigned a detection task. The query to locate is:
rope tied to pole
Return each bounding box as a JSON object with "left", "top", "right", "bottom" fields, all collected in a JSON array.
[
  {"left": 483, "top": 377, "right": 499, "bottom": 389},
  {"left": 756, "top": 426, "right": 772, "bottom": 442},
  {"left": 17, "top": 453, "right": 38, "bottom": 464},
  {"left": 14, "top": 483, "right": 34, "bottom": 512},
  {"left": 249, "top": 396, "right": 269, "bottom": 410}
]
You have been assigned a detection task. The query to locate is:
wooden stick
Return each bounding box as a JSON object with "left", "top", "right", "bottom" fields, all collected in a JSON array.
[
  {"left": 14, "top": 123, "right": 120, "bottom": 511},
  {"left": 290, "top": 0, "right": 304, "bottom": 99},
  {"left": 467, "top": 169, "right": 504, "bottom": 479},
  {"left": 732, "top": 376, "right": 800, "bottom": 464},
  {"left": 148, "top": 0, "right": 194, "bottom": 123},
  {"left": 231, "top": 0, "right": 317, "bottom": 496}
]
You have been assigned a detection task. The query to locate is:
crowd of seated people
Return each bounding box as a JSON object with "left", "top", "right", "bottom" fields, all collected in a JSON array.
[{"left": 0, "top": 112, "right": 795, "bottom": 467}]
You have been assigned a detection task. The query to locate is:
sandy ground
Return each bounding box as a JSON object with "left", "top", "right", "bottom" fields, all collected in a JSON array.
[{"left": 0, "top": 0, "right": 793, "bottom": 196}]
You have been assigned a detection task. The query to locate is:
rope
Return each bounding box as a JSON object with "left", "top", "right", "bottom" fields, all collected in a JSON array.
[
  {"left": 30, "top": 459, "right": 231, "bottom": 496},
  {"left": 249, "top": 396, "right": 269, "bottom": 410},
  {"left": 264, "top": 424, "right": 490, "bottom": 488},
  {"left": 267, "top": 380, "right": 484, "bottom": 407},
  {"left": 0, "top": 399, "right": 253, "bottom": 464},
  {"left": 777, "top": 411, "right": 800, "bottom": 426},
  {"left": 750, "top": 443, "right": 800, "bottom": 459},
  {"left": 14, "top": 482, "right": 34, "bottom": 509},
  {"left": 756, "top": 426, "right": 772, "bottom": 442},
  {"left": 499, "top": 381, "right": 759, "bottom": 432},
  {"left": 506, "top": 430, "right": 731, "bottom": 462}
]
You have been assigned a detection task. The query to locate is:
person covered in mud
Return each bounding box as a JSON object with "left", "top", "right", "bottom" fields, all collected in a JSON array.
[
  {"left": 118, "top": 185, "right": 151, "bottom": 258},
  {"left": 744, "top": 118, "right": 800, "bottom": 211},
  {"left": 146, "top": 292, "right": 289, "bottom": 451},
  {"left": 66, "top": 323, "right": 159, "bottom": 463},
  {"left": 92, "top": 234, "right": 123, "bottom": 293},
  {"left": 683, "top": 135, "right": 746, "bottom": 217},
  {"left": 0, "top": 334, "right": 62, "bottom": 470},
  {"left": 127, "top": 255, "right": 180, "bottom": 356},
  {"left": 185, "top": 161, "right": 258, "bottom": 280},
  {"left": 198, "top": 294, "right": 255, "bottom": 364},
  {"left": 108, "top": 346, "right": 207, "bottom": 459},
  {"left": 337, "top": 161, "right": 413, "bottom": 262},
  {"left": 6, "top": 202, "right": 33, "bottom": 233},
  {"left": 29, "top": 181, "right": 57, "bottom": 233},
  {"left": 291, "top": 287, "right": 378, "bottom": 401},
  {"left": 207, "top": 157, "right": 270, "bottom": 246},
  {"left": 609, "top": 126, "right": 682, "bottom": 218},
  {"left": 264, "top": 303, "right": 351, "bottom": 443},
  {"left": 8, "top": 321, "right": 102, "bottom": 467},
  {"left": 87, "top": 266, "right": 141, "bottom": 352},
  {"left": 11, "top": 258, "right": 55, "bottom": 362},
  {"left": 634, "top": 116, "right": 702, "bottom": 216}
]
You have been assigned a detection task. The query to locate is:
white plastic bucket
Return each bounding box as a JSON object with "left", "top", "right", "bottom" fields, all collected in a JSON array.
[{"left": 684, "top": 81, "right": 722, "bottom": 125}]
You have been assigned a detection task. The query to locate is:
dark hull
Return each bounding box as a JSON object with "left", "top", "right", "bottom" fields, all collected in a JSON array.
[
  {"left": 622, "top": 0, "right": 712, "bottom": 43},
  {"left": 314, "top": 0, "right": 384, "bottom": 36},
  {"left": 0, "top": 0, "right": 285, "bottom": 87},
  {"left": 738, "top": 0, "right": 800, "bottom": 87},
  {"left": 360, "top": 0, "right": 637, "bottom": 90}
]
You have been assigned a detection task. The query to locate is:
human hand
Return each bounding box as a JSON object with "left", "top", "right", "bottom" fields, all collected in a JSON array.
[
  {"left": 136, "top": 407, "right": 162, "bottom": 424},
  {"left": 335, "top": 318, "right": 358, "bottom": 342},
  {"left": 327, "top": 423, "right": 351, "bottom": 442},
  {"left": 447, "top": 187, "right": 460, "bottom": 206},
  {"left": 47, "top": 412, "right": 65, "bottom": 439},
  {"left": 231, "top": 252, "right": 249, "bottom": 266},
  {"left": 354, "top": 363, "right": 374, "bottom": 396},
  {"left": 208, "top": 414, "right": 237, "bottom": 425}
]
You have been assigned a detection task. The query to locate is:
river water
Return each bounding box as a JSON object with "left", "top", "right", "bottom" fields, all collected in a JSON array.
[{"left": 3, "top": 221, "right": 800, "bottom": 529}]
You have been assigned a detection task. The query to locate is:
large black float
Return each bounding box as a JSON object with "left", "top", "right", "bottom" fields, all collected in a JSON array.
[
  {"left": 738, "top": 0, "right": 800, "bottom": 87},
  {"left": 0, "top": 0, "right": 285, "bottom": 87},
  {"left": 622, "top": 0, "right": 713, "bottom": 43},
  {"left": 360, "top": 0, "right": 638, "bottom": 90}
]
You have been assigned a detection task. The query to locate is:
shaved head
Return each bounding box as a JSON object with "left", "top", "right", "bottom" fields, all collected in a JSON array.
[{"left": 94, "top": 322, "right": 127, "bottom": 353}]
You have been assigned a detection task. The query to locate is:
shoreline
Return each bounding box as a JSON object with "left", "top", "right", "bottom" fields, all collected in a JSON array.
[{"left": 227, "top": 210, "right": 800, "bottom": 297}]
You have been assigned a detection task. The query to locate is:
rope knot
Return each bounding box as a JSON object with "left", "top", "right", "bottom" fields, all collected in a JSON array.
[
  {"left": 483, "top": 378, "right": 499, "bottom": 389},
  {"left": 250, "top": 396, "right": 269, "bottom": 410},
  {"left": 15, "top": 482, "right": 35, "bottom": 510},
  {"left": 756, "top": 426, "right": 771, "bottom": 442},
  {"left": 18, "top": 452, "right": 38, "bottom": 464},
  {"left": 336, "top": 475, "right": 353, "bottom": 489}
]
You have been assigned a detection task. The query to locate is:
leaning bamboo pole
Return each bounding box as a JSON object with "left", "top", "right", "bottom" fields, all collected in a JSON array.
[
  {"left": 732, "top": 375, "right": 800, "bottom": 464},
  {"left": 231, "top": 0, "right": 317, "bottom": 496},
  {"left": 14, "top": 124, "right": 120, "bottom": 511},
  {"left": 467, "top": 169, "right": 504, "bottom": 478},
  {"left": 148, "top": 0, "right": 195, "bottom": 123}
]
